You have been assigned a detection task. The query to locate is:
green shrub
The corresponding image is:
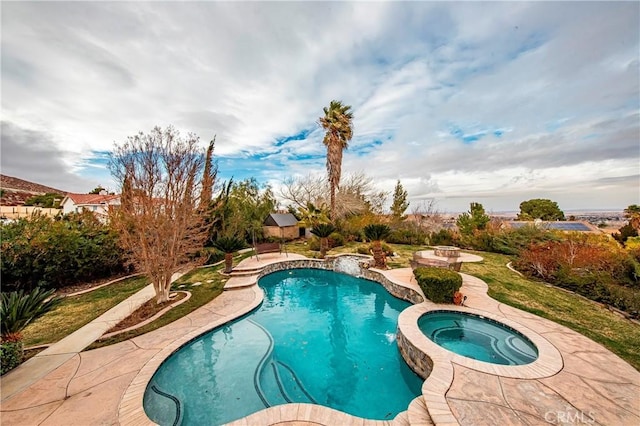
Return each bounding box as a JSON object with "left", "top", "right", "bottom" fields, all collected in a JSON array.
[
  {"left": 356, "top": 246, "right": 370, "bottom": 255},
  {"left": 387, "top": 227, "right": 428, "bottom": 245},
  {"left": 460, "top": 225, "right": 557, "bottom": 255},
  {"left": 613, "top": 223, "right": 638, "bottom": 244},
  {"left": 429, "top": 229, "right": 459, "bottom": 246},
  {"left": 515, "top": 234, "right": 640, "bottom": 318},
  {"left": 413, "top": 267, "right": 462, "bottom": 303},
  {"left": 201, "top": 248, "right": 225, "bottom": 265},
  {"left": 553, "top": 267, "right": 640, "bottom": 317},
  {"left": 1, "top": 341, "right": 23, "bottom": 375},
  {"left": 1, "top": 212, "right": 127, "bottom": 291},
  {"left": 380, "top": 243, "right": 394, "bottom": 256},
  {"left": 308, "top": 237, "right": 320, "bottom": 251},
  {"left": 24, "top": 192, "right": 63, "bottom": 208},
  {"left": 328, "top": 232, "right": 345, "bottom": 248}
]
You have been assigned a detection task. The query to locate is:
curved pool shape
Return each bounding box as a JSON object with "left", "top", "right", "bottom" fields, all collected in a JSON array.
[
  {"left": 418, "top": 311, "right": 538, "bottom": 365},
  {"left": 144, "top": 268, "right": 423, "bottom": 425}
]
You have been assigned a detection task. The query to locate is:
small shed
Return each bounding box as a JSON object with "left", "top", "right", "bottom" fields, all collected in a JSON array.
[{"left": 263, "top": 213, "right": 299, "bottom": 240}]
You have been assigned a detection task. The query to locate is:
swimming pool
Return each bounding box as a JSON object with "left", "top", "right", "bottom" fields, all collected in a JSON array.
[
  {"left": 418, "top": 310, "right": 538, "bottom": 365},
  {"left": 144, "top": 268, "right": 423, "bottom": 425}
]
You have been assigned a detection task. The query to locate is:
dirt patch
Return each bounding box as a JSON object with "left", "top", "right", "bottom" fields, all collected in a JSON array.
[
  {"left": 107, "top": 292, "right": 186, "bottom": 334},
  {"left": 22, "top": 346, "right": 47, "bottom": 362},
  {"left": 55, "top": 273, "right": 135, "bottom": 296}
]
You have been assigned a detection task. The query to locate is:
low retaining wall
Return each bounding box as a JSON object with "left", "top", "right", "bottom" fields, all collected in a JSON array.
[
  {"left": 361, "top": 268, "right": 424, "bottom": 305},
  {"left": 257, "top": 254, "right": 423, "bottom": 305}
]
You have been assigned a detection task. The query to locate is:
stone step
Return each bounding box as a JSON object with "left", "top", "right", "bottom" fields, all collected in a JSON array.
[
  {"left": 223, "top": 275, "right": 258, "bottom": 290},
  {"left": 407, "top": 396, "right": 434, "bottom": 426},
  {"left": 392, "top": 411, "right": 410, "bottom": 426},
  {"left": 228, "top": 269, "right": 263, "bottom": 277}
]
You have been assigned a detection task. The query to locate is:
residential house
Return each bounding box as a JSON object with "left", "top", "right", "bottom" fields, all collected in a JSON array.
[{"left": 60, "top": 192, "right": 120, "bottom": 222}]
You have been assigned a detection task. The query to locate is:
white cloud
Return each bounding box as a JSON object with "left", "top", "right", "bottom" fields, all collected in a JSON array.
[{"left": 1, "top": 1, "right": 638, "bottom": 211}]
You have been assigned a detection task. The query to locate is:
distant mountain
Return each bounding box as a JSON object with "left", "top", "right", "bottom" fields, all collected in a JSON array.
[{"left": 0, "top": 174, "right": 68, "bottom": 206}]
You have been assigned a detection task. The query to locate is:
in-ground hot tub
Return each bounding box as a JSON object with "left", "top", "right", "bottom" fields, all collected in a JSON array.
[{"left": 418, "top": 310, "right": 538, "bottom": 366}]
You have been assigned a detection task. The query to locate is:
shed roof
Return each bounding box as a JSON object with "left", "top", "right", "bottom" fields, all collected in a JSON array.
[{"left": 264, "top": 213, "right": 298, "bottom": 227}]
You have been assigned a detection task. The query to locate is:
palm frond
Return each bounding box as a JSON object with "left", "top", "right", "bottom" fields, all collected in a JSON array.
[{"left": 1, "top": 288, "right": 60, "bottom": 340}]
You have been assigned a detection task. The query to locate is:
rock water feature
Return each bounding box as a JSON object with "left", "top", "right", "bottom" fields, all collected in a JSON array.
[
  {"left": 256, "top": 255, "right": 423, "bottom": 305},
  {"left": 333, "top": 255, "right": 367, "bottom": 277}
]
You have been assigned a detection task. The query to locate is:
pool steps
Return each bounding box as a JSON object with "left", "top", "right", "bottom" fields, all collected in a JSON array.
[
  {"left": 148, "top": 384, "right": 183, "bottom": 426},
  {"left": 249, "top": 319, "right": 317, "bottom": 409}
]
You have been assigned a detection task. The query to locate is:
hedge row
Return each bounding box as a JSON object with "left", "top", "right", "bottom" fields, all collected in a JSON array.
[
  {"left": 413, "top": 266, "right": 463, "bottom": 304},
  {"left": 1, "top": 212, "right": 128, "bottom": 291}
]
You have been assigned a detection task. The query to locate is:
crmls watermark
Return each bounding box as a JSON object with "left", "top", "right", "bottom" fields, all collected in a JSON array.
[{"left": 544, "top": 410, "right": 596, "bottom": 424}]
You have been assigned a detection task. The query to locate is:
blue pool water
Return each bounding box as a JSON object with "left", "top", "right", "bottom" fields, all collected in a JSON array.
[
  {"left": 418, "top": 311, "right": 538, "bottom": 365},
  {"left": 144, "top": 268, "right": 423, "bottom": 425}
]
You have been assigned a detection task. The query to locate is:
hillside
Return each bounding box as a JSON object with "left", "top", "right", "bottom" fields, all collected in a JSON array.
[{"left": 0, "top": 174, "right": 68, "bottom": 206}]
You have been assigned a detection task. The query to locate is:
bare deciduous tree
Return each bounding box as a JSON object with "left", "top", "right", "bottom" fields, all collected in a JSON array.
[
  {"left": 109, "top": 126, "right": 213, "bottom": 304},
  {"left": 410, "top": 199, "right": 444, "bottom": 232},
  {"left": 279, "top": 172, "right": 388, "bottom": 219}
]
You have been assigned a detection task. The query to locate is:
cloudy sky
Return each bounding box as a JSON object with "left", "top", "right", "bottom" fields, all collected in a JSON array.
[{"left": 2, "top": 1, "right": 638, "bottom": 213}]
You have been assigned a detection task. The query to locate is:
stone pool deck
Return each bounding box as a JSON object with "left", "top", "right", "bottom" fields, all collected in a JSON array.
[{"left": 1, "top": 254, "right": 639, "bottom": 425}]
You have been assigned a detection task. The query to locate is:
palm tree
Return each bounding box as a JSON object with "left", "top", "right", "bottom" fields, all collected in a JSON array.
[
  {"left": 319, "top": 100, "right": 353, "bottom": 220},
  {"left": 310, "top": 223, "right": 336, "bottom": 258},
  {"left": 213, "top": 236, "right": 245, "bottom": 273},
  {"left": 363, "top": 224, "right": 391, "bottom": 269},
  {"left": 298, "top": 202, "right": 330, "bottom": 230}
]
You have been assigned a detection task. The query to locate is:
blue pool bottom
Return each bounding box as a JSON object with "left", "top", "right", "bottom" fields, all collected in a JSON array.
[
  {"left": 418, "top": 311, "right": 538, "bottom": 365},
  {"left": 144, "top": 268, "right": 423, "bottom": 425}
]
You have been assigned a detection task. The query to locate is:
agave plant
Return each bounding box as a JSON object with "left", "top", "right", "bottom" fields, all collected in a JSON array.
[
  {"left": 363, "top": 224, "right": 391, "bottom": 268},
  {"left": 213, "top": 236, "right": 246, "bottom": 273},
  {"left": 310, "top": 223, "right": 336, "bottom": 258},
  {"left": 1, "top": 288, "right": 60, "bottom": 342}
]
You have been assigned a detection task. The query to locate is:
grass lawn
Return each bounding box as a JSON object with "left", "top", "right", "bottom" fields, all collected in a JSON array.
[
  {"left": 87, "top": 262, "right": 230, "bottom": 350},
  {"left": 460, "top": 251, "right": 640, "bottom": 371},
  {"left": 22, "top": 276, "right": 150, "bottom": 347}
]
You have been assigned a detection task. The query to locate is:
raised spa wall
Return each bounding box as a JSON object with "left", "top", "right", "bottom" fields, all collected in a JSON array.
[{"left": 257, "top": 254, "right": 434, "bottom": 380}]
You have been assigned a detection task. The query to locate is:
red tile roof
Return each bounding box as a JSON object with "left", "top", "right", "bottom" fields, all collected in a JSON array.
[{"left": 64, "top": 193, "right": 120, "bottom": 205}]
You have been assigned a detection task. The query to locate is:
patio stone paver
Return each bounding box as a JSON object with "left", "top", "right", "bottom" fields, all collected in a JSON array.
[
  {"left": 41, "top": 371, "right": 138, "bottom": 426},
  {"left": 0, "top": 401, "right": 64, "bottom": 425},
  {"left": 1, "top": 252, "right": 639, "bottom": 426},
  {"left": 447, "top": 398, "right": 531, "bottom": 425},
  {"left": 446, "top": 366, "right": 506, "bottom": 406},
  {"left": 66, "top": 348, "right": 158, "bottom": 396},
  {"left": 1, "top": 354, "right": 80, "bottom": 411},
  {"left": 499, "top": 376, "right": 578, "bottom": 420}
]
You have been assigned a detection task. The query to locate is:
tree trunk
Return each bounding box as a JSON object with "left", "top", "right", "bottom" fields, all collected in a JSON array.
[
  {"left": 155, "top": 273, "right": 172, "bottom": 304},
  {"left": 320, "top": 237, "right": 327, "bottom": 258},
  {"left": 372, "top": 241, "right": 386, "bottom": 269},
  {"left": 330, "top": 184, "right": 336, "bottom": 220},
  {"left": 224, "top": 253, "right": 233, "bottom": 273}
]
